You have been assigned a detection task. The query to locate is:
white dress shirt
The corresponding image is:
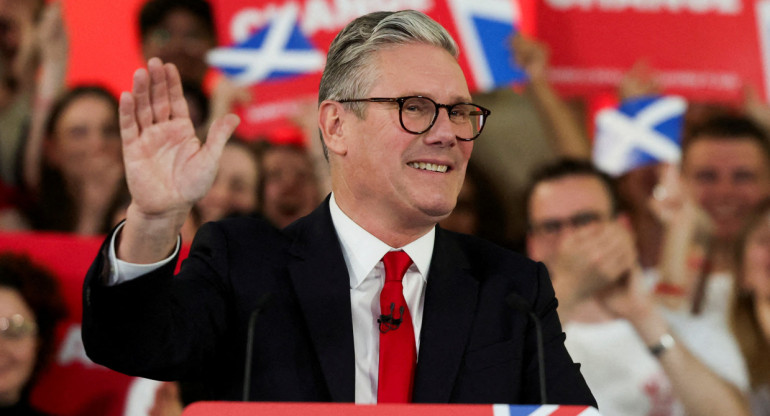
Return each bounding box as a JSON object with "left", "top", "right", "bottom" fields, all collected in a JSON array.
[
  {"left": 107, "top": 194, "right": 435, "bottom": 404},
  {"left": 328, "top": 194, "right": 434, "bottom": 403}
]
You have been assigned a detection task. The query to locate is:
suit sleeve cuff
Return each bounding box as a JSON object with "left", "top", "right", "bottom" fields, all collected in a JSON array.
[{"left": 106, "top": 222, "right": 181, "bottom": 285}]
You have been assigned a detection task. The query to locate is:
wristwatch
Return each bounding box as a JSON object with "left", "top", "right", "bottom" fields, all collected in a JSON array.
[{"left": 648, "top": 333, "right": 676, "bottom": 358}]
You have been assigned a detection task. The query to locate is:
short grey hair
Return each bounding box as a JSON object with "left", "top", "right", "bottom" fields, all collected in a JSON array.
[{"left": 318, "top": 10, "right": 459, "bottom": 116}]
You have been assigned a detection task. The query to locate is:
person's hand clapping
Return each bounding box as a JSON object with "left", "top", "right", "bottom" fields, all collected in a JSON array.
[
  {"left": 595, "top": 268, "right": 652, "bottom": 321},
  {"left": 550, "top": 221, "right": 638, "bottom": 303}
]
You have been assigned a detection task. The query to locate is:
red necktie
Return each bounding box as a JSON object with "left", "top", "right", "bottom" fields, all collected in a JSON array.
[{"left": 377, "top": 250, "right": 416, "bottom": 403}]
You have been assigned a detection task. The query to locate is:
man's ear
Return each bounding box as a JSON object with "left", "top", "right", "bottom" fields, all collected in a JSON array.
[{"left": 318, "top": 100, "right": 348, "bottom": 156}]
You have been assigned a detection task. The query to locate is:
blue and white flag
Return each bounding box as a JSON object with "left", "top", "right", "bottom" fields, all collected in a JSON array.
[
  {"left": 448, "top": 0, "right": 527, "bottom": 90},
  {"left": 206, "top": 4, "right": 325, "bottom": 86},
  {"left": 593, "top": 95, "right": 687, "bottom": 177}
]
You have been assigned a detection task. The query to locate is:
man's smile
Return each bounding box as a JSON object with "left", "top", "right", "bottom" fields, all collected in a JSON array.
[{"left": 407, "top": 162, "right": 449, "bottom": 173}]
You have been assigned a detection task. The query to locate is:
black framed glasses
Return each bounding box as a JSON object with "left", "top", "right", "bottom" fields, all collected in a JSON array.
[
  {"left": 337, "top": 96, "right": 491, "bottom": 141},
  {"left": 528, "top": 211, "right": 609, "bottom": 237}
]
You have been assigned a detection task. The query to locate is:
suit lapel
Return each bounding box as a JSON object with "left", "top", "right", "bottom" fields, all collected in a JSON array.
[
  {"left": 413, "top": 228, "right": 478, "bottom": 402},
  {"left": 287, "top": 199, "right": 355, "bottom": 402}
]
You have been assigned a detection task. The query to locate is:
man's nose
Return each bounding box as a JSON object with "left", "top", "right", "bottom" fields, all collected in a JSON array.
[
  {"left": 713, "top": 177, "right": 737, "bottom": 195},
  {"left": 424, "top": 108, "right": 457, "bottom": 147}
]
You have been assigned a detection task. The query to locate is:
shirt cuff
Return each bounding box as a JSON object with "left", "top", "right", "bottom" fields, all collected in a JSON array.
[{"left": 106, "top": 222, "right": 181, "bottom": 285}]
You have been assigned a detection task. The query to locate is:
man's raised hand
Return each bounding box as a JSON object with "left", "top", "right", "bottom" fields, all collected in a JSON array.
[
  {"left": 121, "top": 58, "right": 239, "bottom": 219},
  {"left": 117, "top": 58, "right": 239, "bottom": 263}
]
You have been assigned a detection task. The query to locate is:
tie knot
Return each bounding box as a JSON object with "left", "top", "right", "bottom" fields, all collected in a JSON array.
[{"left": 382, "top": 251, "right": 413, "bottom": 282}]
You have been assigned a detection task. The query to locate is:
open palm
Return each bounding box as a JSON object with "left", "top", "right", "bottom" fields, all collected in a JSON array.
[{"left": 120, "top": 58, "right": 239, "bottom": 218}]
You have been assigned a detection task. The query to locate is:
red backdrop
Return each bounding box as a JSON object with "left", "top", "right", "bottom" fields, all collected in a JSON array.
[
  {"left": 533, "top": 0, "right": 766, "bottom": 103},
  {"left": 0, "top": 231, "right": 189, "bottom": 415},
  {"left": 64, "top": 0, "right": 770, "bottom": 104},
  {"left": 63, "top": 0, "right": 146, "bottom": 97}
]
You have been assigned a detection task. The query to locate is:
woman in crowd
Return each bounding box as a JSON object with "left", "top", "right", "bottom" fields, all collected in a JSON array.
[
  {"left": 258, "top": 144, "right": 320, "bottom": 229},
  {"left": 12, "top": 86, "right": 127, "bottom": 235},
  {"left": 0, "top": 253, "right": 66, "bottom": 415},
  {"left": 195, "top": 138, "right": 260, "bottom": 225},
  {"left": 731, "top": 198, "right": 770, "bottom": 415}
]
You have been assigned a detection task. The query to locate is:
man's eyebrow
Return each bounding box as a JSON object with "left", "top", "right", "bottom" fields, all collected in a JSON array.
[{"left": 403, "top": 92, "right": 474, "bottom": 103}]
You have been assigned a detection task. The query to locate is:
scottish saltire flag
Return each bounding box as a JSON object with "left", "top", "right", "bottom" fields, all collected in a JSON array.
[
  {"left": 492, "top": 404, "right": 602, "bottom": 415},
  {"left": 593, "top": 95, "right": 687, "bottom": 177},
  {"left": 448, "top": 0, "right": 527, "bottom": 90},
  {"left": 206, "top": 4, "right": 325, "bottom": 85}
]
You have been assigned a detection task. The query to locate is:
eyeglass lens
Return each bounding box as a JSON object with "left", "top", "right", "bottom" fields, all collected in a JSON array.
[
  {"left": 0, "top": 314, "right": 37, "bottom": 340},
  {"left": 399, "top": 97, "right": 486, "bottom": 140},
  {"left": 533, "top": 211, "right": 604, "bottom": 236}
]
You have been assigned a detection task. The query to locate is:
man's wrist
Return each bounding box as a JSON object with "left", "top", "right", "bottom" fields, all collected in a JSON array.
[
  {"left": 117, "top": 204, "right": 188, "bottom": 264},
  {"left": 108, "top": 222, "right": 181, "bottom": 285}
]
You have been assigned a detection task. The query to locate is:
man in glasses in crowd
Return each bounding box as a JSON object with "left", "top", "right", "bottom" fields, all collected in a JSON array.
[
  {"left": 81, "top": 10, "right": 595, "bottom": 406},
  {"left": 524, "top": 158, "right": 751, "bottom": 415}
]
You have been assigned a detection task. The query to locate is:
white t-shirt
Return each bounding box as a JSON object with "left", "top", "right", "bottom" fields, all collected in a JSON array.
[
  {"left": 565, "top": 319, "right": 682, "bottom": 416},
  {"left": 662, "top": 272, "right": 750, "bottom": 392}
]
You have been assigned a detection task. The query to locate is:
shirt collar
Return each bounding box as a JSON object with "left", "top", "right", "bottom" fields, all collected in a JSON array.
[{"left": 329, "top": 193, "right": 435, "bottom": 289}]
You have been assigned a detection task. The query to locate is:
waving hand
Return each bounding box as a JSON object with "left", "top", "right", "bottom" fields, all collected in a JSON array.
[{"left": 118, "top": 58, "right": 239, "bottom": 263}]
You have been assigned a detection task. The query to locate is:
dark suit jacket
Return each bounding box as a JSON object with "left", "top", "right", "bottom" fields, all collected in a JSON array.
[{"left": 82, "top": 199, "right": 596, "bottom": 406}]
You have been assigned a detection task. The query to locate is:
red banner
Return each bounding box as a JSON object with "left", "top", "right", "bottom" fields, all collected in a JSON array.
[
  {"left": 64, "top": 0, "right": 770, "bottom": 122},
  {"left": 533, "top": 0, "right": 767, "bottom": 103},
  {"left": 208, "top": 0, "right": 523, "bottom": 139}
]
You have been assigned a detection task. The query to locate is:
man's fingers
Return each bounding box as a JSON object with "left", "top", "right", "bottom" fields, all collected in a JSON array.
[
  {"left": 204, "top": 114, "right": 240, "bottom": 159},
  {"left": 119, "top": 92, "right": 139, "bottom": 144},
  {"left": 148, "top": 57, "right": 171, "bottom": 123},
  {"left": 595, "top": 228, "right": 636, "bottom": 278},
  {"left": 132, "top": 68, "right": 153, "bottom": 130},
  {"left": 165, "top": 62, "right": 190, "bottom": 120},
  {"left": 597, "top": 270, "right": 632, "bottom": 301},
  {"left": 600, "top": 250, "right": 634, "bottom": 284}
]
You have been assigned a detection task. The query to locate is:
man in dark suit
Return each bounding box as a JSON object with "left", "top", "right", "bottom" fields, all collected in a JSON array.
[{"left": 82, "top": 10, "right": 596, "bottom": 406}]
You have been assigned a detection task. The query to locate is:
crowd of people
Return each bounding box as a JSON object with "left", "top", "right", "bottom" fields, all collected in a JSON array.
[
  {"left": 0, "top": 1, "right": 769, "bottom": 416},
  {"left": 0, "top": 0, "right": 324, "bottom": 239}
]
